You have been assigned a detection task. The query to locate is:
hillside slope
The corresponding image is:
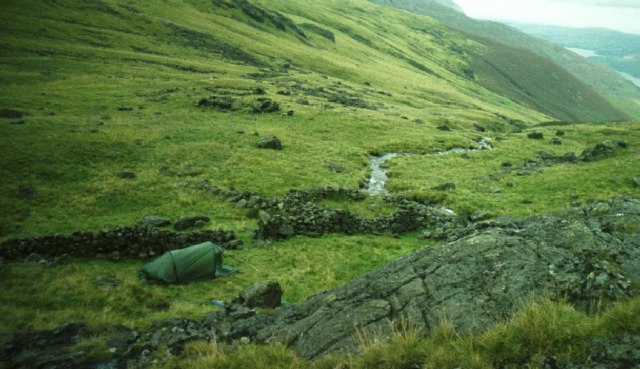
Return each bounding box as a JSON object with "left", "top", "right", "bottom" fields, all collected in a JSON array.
[
  {"left": 515, "top": 24, "right": 640, "bottom": 84},
  {"left": 370, "top": 0, "right": 640, "bottom": 120}
]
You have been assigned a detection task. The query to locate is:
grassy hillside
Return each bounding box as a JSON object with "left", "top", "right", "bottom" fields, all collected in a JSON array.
[
  {"left": 515, "top": 24, "right": 640, "bottom": 81},
  {"left": 369, "top": 0, "right": 640, "bottom": 119},
  {"left": 0, "top": 0, "right": 639, "bottom": 368}
]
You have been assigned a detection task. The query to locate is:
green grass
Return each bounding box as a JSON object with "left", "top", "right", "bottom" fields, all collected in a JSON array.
[
  {"left": 0, "top": 1, "right": 638, "bottom": 367},
  {"left": 154, "top": 297, "right": 640, "bottom": 369},
  {"left": 387, "top": 122, "right": 640, "bottom": 217},
  {"left": 0, "top": 234, "right": 425, "bottom": 333}
]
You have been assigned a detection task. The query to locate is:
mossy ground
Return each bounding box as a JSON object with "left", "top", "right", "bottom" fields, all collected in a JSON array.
[{"left": 1, "top": 0, "right": 639, "bottom": 367}]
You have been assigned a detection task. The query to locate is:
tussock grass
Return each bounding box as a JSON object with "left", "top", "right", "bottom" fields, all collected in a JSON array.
[{"left": 154, "top": 298, "right": 640, "bottom": 369}]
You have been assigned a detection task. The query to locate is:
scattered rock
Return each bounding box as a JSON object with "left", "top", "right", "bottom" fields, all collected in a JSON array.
[
  {"left": 436, "top": 125, "right": 451, "bottom": 131},
  {"left": 117, "top": 171, "right": 136, "bottom": 179},
  {"left": 522, "top": 198, "right": 534, "bottom": 204},
  {"left": 550, "top": 137, "right": 562, "bottom": 145},
  {"left": 579, "top": 142, "right": 616, "bottom": 162},
  {"left": 118, "top": 105, "right": 134, "bottom": 111},
  {"left": 556, "top": 130, "right": 565, "bottom": 136},
  {"left": 412, "top": 119, "right": 425, "bottom": 124},
  {"left": 17, "top": 184, "right": 37, "bottom": 198},
  {"left": 197, "top": 96, "right": 237, "bottom": 110},
  {"left": 257, "top": 135, "right": 282, "bottom": 150},
  {"left": 174, "top": 216, "right": 210, "bottom": 231},
  {"left": 284, "top": 110, "right": 294, "bottom": 116},
  {"left": 502, "top": 161, "right": 513, "bottom": 167},
  {"left": 276, "top": 90, "right": 291, "bottom": 96},
  {"left": 140, "top": 214, "right": 171, "bottom": 229},
  {"left": 633, "top": 177, "right": 640, "bottom": 188},
  {"left": 527, "top": 132, "right": 544, "bottom": 139},
  {"left": 237, "top": 280, "right": 283, "bottom": 309},
  {"left": 432, "top": 183, "right": 456, "bottom": 191},
  {"left": 253, "top": 87, "right": 266, "bottom": 95},
  {"left": 617, "top": 140, "right": 628, "bottom": 148},
  {"left": 296, "top": 98, "right": 310, "bottom": 105},
  {"left": 252, "top": 98, "right": 280, "bottom": 113},
  {"left": 0, "top": 108, "right": 26, "bottom": 118}
]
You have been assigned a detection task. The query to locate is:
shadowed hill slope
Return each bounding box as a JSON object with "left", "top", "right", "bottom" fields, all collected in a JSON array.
[{"left": 370, "top": 0, "right": 640, "bottom": 120}]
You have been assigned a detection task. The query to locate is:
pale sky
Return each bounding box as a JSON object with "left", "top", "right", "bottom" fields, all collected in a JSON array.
[{"left": 453, "top": 0, "right": 640, "bottom": 34}]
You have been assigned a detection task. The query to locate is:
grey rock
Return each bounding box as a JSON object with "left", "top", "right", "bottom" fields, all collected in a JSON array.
[
  {"left": 140, "top": 214, "right": 171, "bottom": 229},
  {"left": 252, "top": 98, "right": 280, "bottom": 113},
  {"left": 579, "top": 142, "right": 616, "bottom": 162},
  {"left": 257, "top": 135, "right": 282, "bottom": 150},
  {"left": 230, "top": 199, "right": 640, "bottom": 359},
  {"left": 237, "top": 281, "right": 283, "bottom": 309},
  {"left": 174, "top": 216, "right": 210, "bottom": 231}
]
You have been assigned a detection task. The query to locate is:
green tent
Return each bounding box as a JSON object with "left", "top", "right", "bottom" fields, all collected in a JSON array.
[{"left": 140, "top": 241, "right": 235, "bottom": 284}]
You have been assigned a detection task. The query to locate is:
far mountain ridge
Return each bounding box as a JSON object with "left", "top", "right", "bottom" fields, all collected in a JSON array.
[{"left": 369, "top": 0, "right": 640, "bottom": 119}]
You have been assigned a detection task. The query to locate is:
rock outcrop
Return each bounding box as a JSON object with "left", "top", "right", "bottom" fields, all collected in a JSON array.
[{"left": 218, "top": 198, "right": 640, "bottom": 359}]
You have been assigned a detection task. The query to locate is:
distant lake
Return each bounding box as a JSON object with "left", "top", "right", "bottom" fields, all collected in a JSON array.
[
  {"left": 566, "top": 47, "right": 598, "bottom": 58},
  {"left": 618, "top": 72, "right": 640, "bottom": 88}
]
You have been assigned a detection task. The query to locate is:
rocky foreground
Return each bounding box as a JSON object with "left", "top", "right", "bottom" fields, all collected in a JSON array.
[{"left": 1, "top": 198, "right": 639, "bottom": 368}]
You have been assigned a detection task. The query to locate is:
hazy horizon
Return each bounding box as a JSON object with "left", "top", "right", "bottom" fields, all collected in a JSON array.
[{"left": 453, "top": 0, "right": 640, "bottom": 35}]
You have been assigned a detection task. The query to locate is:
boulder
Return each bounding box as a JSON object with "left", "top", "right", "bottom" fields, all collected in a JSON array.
[
  {"left": 257, "top": 135, "right": 282, "bottom": 150},
  {"left": 174, "top": 216, "right": 210, "bottom": 231},
  {"left": 140, "top": 214, "right": 171, "bottom": 229},
  {"left": 197, "top": 96, "right": 236, "bottom": 110},
  {"left": 237, "top": 280, "right": 283, "bottom": 309},
  {"left": 579, "top": 142, "right": 616, "bottom": 162},
  {"left": 223, "top": 199, "right": 640, "bottom": 359},
  {"left": 252, "top": 98, "right": 280, "bottom": 113}
]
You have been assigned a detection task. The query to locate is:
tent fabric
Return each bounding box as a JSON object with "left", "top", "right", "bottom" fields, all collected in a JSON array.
[{"left": 141, "top": 241, "right": 235, "bottom": 284}]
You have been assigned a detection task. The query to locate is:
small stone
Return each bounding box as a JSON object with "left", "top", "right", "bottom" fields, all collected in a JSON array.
[
  {"left": 17, "top": 184, "right": 37, "bottom": 198},
  {"left": 502, "top": 161, "right": 513, "bottom": 167},
  {"left": 0, "top": 108, "right": 26, "bottom": 118},
  {"left": 285, "top": 110, "right": 294, "bottom": 116},
  {"left": 257, "top": 135, "right": 282, "bottom": 150},
  {"left": 117, "top": 171, "right": 136, "bottom": 179},
  {"left": 238, "top": 280, "right": 283, "bottom": 308},
  {"left": 527, "top": 132, "right": 544, "bottom": 140},
  {"left": 550, "top": 138, "right": 562, "bottom": 145},
  {"left": 118, "top": 105, "right": 134, "bottom": 111},
  {"left": 436, "top": 125, "right": 451, "bottom": 131},
  {"left": 522, "top": 199, "right": 534, "bottom": 204},
  {"left": 259, "top": 210, "right": 271, "bottom": 224},
  {"left": 140, "top": 214, "right": 171, "bottom": 228},
  {"left": 296, "top": 98, "right": 310, "bottom": 105}
]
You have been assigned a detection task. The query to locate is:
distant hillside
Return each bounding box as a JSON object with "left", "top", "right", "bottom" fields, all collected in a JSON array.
[
  {"left": 369, "top": 0, "right": 640, "bottom": 120},
  {"left": 515, "top": 24, "right": 640, "bottom": 85}
]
